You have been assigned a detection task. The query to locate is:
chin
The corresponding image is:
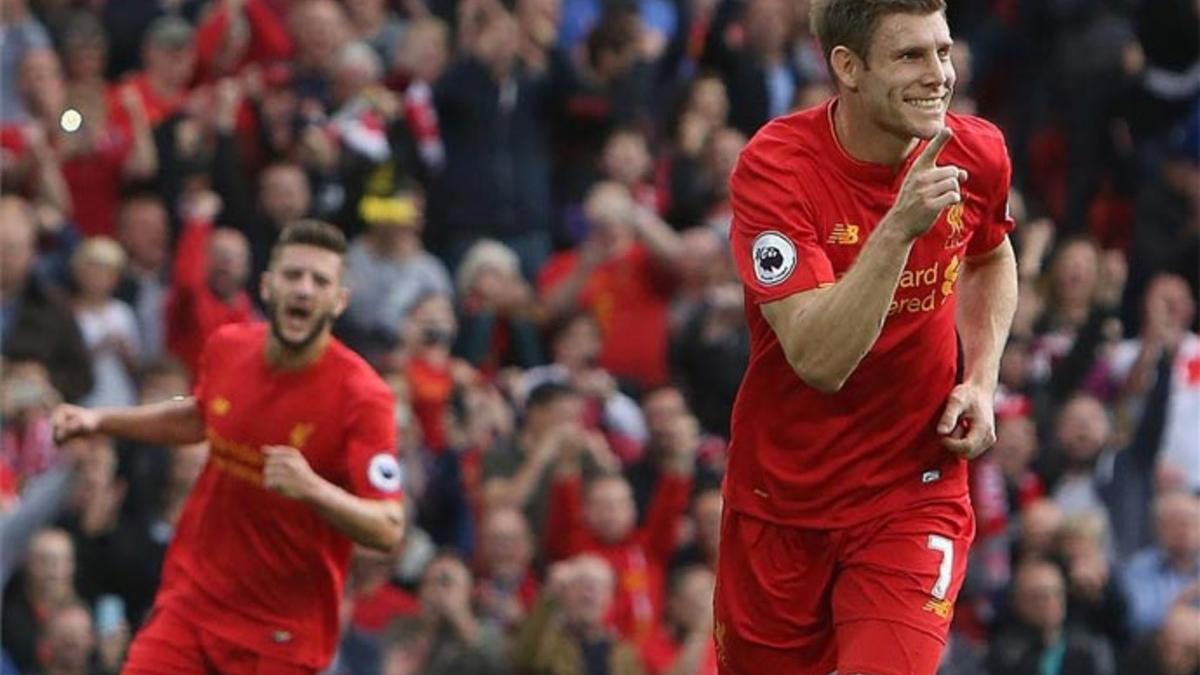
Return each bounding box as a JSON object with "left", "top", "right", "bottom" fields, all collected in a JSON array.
[
  {"left": 279, "top": 329, "right": 308, "bottom": 346},
  {"left": 270, "top": 317, "right": 328, "bottom": 352},
  {"left": 909, "top": 117, "right": 945, "bottom": 139}
]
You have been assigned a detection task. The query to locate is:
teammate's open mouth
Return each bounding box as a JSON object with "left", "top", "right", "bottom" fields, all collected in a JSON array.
[{"left": 284, "top": 306, "right": 312, "bottom": 321}]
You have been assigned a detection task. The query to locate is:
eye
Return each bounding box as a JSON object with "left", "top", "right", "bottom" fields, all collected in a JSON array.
[{"left": 937, "top": 47, "right": 951, "bottom": 60}]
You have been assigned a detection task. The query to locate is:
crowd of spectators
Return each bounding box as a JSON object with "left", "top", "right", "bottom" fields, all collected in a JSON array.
[{"left": 1, "top": 0, "right": 1197, "bottom": 673}]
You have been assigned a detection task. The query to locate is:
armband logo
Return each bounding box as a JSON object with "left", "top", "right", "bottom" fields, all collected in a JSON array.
[
  {"left": 751, "top": 231, "right": 796, "bottom": 286},
  {"left": 367, "top": 453, "right": 403, "bottom": 493}
]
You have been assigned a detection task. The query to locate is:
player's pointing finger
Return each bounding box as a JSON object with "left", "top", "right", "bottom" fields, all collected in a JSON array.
[{"left": 915, "top": 126, "right": 953, "bottom": 169}]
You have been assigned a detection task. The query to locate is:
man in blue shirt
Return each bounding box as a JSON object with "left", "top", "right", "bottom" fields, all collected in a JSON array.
[{"left": 1121, "top": 491, "right": 1200, "bottom": 637}]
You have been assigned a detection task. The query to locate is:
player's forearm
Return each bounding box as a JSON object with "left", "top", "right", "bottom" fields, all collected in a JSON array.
[
  {"left": 303, "top": 481, "right": 405, "bottom": 552},
  {"left": 957, "top": 239, "right": 1018, "bottom": 393},
  {"left": 96, "top": 398, "right": 206, "bottom": 446},
  {"left": 781, "top": 224, "right": 915, "bottom": 392}
]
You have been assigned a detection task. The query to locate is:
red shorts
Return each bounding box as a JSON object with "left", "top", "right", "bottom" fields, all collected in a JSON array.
[
  {"left": 713, "top": 498, "right": 974, "bottom": 675},
  {"left": 123, "top": 607, "right": 316, "bottom": 675}
]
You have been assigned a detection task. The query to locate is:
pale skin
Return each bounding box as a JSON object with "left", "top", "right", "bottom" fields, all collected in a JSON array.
[
  {"left": 760, "top": 10, "right": 1017, "bottom": 459},
  {"left": 52, "top": 243, "right": 406, "bottom": 552}
]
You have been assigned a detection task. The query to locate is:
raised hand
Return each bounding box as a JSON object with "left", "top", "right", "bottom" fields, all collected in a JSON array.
[{"left": 887, "top": 127, "right": 966, "bottom": 241}]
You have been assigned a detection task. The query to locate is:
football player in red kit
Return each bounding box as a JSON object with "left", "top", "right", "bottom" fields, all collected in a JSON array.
[
  {"left": 53, "top": 220, "right": 406, "bottom": 674},
  {"left": 715, "top": 1, "right": 1018, "bottom": 673}
]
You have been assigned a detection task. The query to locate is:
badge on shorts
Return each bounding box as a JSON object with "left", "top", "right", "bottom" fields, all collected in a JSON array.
[
  {"left": 751, "top": 231, "right": 797, "bottom": 286},
  {"left": 367, "top": 453, "right": 403, "bottom": 493}
]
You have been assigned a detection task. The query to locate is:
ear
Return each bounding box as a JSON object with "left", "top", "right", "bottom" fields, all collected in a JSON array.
[
  {"left": 830, "top": 45, "right": 864, "bottom": 92},
  {"left": 333, "top": 285, "right": 350, "bottom": 318}
]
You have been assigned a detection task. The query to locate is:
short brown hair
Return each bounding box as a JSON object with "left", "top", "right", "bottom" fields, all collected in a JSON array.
[
  {"left": 811, "top": 0, "right": 946, "bottom": 66},
  {"left": 271, "top": 219, "right": 348, "bottom": 262}
]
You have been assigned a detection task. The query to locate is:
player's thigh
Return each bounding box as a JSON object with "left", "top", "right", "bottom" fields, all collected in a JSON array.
[
  {"left": 831, "top": 498, "right": 974, "bottom": 675},
  {"left": 121, "top": 608, "right": 208, "bottom": 675},
  {"left": 713, "top": 509, "right": 838, "bottom": 675},
  {"left": 836, "top": 619, "right": 947, "bottom": 675}
]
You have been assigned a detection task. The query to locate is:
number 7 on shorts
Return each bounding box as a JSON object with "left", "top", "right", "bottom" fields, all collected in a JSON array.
[{"left": 927, "top": 534, "right": 953, "bottom": 601}]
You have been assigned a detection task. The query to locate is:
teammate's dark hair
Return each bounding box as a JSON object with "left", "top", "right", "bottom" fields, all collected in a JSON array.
[
  {"left": 271, "top": 219, "right": 348, "bottom": 262},
  {"left": 811, "top": 0, "right": 946, "bottom": 67}
]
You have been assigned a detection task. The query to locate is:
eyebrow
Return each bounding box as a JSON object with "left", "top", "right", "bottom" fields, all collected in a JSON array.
[{"left": 891, "top": 38, "right": 954, "bottom": 56}]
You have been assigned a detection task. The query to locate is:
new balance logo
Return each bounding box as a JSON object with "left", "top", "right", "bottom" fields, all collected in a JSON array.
[
  {"left": 827, "top": 223, "right": 860, "bottom": 245},
  {"left": 923, "top": 598, "right": 952, "bottom": 618}
]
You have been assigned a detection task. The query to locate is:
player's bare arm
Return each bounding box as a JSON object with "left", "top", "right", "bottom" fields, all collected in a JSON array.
[
  {"left": 938, "top": 236, "right": 1018, "bottom": 459},
  {"left": 761, "top": 127, "right": 967, "bottom": 393},
  {"left": 51, "top": 397, "right": 206, "bottom": 447},
  {"left": 262, "top": 446, "right": 406, "bottom": 552}
]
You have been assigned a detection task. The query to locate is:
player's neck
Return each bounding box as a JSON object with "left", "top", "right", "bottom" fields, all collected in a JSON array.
[
  {"left": 264, "top": 330, "right": 332, "bottom": 371},
  {"left": 832, "top": 96, "right": 919, "bottom": 167}
]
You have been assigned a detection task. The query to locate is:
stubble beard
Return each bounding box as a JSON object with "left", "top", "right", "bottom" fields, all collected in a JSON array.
[{"left": 266, "top": 298, "right": 334, "bottom": 353}]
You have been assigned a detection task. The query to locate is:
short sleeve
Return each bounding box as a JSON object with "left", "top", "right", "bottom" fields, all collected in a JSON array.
[
  {"left": 343, "top": 375, "right": 403, "bottom": 501},
  {"left": 966, "top": 133, "right": 1015, "bottom": 257},
  {"left": 729, "top": 139, "right": 835, "bottom": 305}
]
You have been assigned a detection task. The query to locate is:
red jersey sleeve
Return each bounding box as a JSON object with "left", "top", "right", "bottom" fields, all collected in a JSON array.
[
  {"left": 965, "top": 120, "right": 1015, "bottom": 258},
  {"left": 342, "top": 372, "right": 403, "bottom": 501},
  {"left": 729, "top": 130, "right": 835, "bottom": 305},
  {"left": 638, "top": 473, "right": 692, "bottom": 563}
]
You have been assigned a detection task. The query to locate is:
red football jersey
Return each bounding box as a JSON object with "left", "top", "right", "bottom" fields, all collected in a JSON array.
[
  {"left": 726, "top": 100, "right": 1014, "bottom": 529},
  {"left": 155, "top": 323, "right": 402, "bottom": 667}
]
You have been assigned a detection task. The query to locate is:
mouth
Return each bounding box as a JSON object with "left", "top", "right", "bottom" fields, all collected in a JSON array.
[
  {"left": 281, "top": 304, "right": 313, "bottom": 330},
  {"left": 904, "top": 95, "right": 947, "bottom": 113}
]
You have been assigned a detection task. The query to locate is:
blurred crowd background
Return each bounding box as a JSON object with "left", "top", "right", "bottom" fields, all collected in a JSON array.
[{"left": 0, "top": 0, "right": 1198, "bottom": 673}]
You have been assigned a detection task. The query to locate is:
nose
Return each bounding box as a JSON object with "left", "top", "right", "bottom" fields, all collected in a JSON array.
[
  {"left": 936, "top": 56, "right": 955, "bottom": 90},
  {"left": 292, "top": 272, "right": 316, "bottom": 298},
  {"left": 921, "top": 53, "right": 953, "bottom": 91}
]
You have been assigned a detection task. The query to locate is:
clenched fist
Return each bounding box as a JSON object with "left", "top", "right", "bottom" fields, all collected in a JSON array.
[
  {"left": 263, "top": 446, "right": 319, "bottom": 500},
  {"left": 51, "top": 404, "right": 101, "bottom": 444}
]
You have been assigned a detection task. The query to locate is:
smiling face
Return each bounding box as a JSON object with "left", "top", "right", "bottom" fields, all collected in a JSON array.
[
  {"left": 825, "top": 6, "right": 955, "bottom": 148},
  {"left": 261, "top": 244, "right": 348, "bottom": 352},
  {"left": 839, "top": 10, "right": 955, "bottom": 141}
]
